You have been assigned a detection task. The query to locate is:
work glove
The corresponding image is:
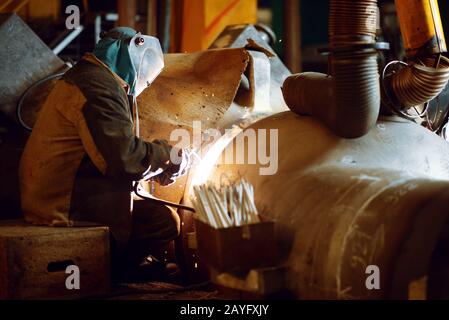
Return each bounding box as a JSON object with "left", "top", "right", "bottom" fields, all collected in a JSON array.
[
  {"left": 142, "top": 139, "right": 192, "bottom": 186},
  {"left": 154, "top": 147, "right": 192, "bottom": 186},
  {"left": 141, "top": 139, "right": 172, "bottom": 182}
]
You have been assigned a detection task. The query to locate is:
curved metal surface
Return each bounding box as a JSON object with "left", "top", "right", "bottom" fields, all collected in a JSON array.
[{"left": 183, "top": 111, "right": 449, "bottom": 299}]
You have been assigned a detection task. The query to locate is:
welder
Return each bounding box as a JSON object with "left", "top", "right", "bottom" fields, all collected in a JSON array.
[{"left": 19, "top": 27, "right": 189, "bottom": 281}]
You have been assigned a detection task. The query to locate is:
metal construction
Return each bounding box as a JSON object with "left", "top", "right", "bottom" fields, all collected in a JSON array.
[
  {"left": 119, "top": 17, "right": 449, "bottom": 298},
  {"left": 0, "top": 13, "right": 65, "bottom": 123},
  {"left": 2, "top": 0, "right": 449, "bottom": 300},
  {"left": 186, "top": 112, "right": 449, "bottom": 299}
]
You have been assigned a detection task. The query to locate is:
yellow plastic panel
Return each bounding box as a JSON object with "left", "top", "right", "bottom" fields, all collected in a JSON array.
[
  {"left": 181, "top": 0, "right": 257, "bottom": 52},
  {"left": 395, "top": 0, "right": 446, "bottom": 57}
]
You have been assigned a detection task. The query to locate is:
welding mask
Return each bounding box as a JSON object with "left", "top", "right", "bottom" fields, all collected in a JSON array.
[
  {"left": 128, "top": 32, "right": 164, "bottom": 97},
  {"left": 93, "top": 27, "right": 164, "bottom": 97}
]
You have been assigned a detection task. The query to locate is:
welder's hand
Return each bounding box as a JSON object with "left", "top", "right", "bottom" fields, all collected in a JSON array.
[
  {"left": 171, "top": 147, "right": 191, "bottom": 179},
  {"left": 152, "top": 148, "right": 191, "bottom": 186},
  {"left": 152, "top": 173, "right": 176, "bottom": 186},
  {"left": 142, "top": 139, "right": 173, "bottom": 182}
]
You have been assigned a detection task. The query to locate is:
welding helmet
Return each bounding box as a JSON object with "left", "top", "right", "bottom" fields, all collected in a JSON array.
[
  {"left": 128, "top": 32, "right": 164, "bottom": 97},
  {"left": 93, "top": 27, "right": 164, "bottom": 97}
]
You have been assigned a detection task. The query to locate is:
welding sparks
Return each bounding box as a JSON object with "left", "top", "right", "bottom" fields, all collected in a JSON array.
[{"left": 190, "top": 126, "right": 242, "bottom": 186}]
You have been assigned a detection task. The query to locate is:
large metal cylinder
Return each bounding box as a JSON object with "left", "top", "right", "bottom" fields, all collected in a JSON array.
[{"left": 184, "top": 111, "right": 449, "bottom": 299}]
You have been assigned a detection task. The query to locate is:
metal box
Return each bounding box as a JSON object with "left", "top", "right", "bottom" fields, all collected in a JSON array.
[
  {"left": 0, "top": 220, "right": 110, "bottom": 299},
  {"left": 195, "top": 219, "right": 276, "bottom": 272}
]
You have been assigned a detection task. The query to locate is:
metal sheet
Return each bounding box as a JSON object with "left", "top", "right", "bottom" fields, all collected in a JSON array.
[
  {"left": 210, "top": 24, "right": 291, "bottom": 113},
  {"left": 137, "top": 48, "right": 250, "bottom": 204},
  {"left": 0, "top": 13, "right": 64, "bottom": 123}
]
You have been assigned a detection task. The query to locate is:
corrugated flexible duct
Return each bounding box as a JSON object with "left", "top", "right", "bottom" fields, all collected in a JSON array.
[
  {"left": 382, "top": 0, "right": 449, "bottom": 116},
  {"left": 283, "top": 0, "right": 383, "bottom": 139},
  {"left": 387, "top": 56, "right": 449, "bottom": 110}
]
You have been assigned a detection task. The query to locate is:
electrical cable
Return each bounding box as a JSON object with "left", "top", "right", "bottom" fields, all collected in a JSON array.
[
  {"left": 16, "top": 72, "right": 66, "bottom": 131},
  {"left": 133, "top": 181, "right": 196, "bottom": 212}
]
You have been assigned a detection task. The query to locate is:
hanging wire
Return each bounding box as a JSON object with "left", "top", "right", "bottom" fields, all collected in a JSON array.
[{"left": 16, "top": 72, "right": 66, "bottom": 131}]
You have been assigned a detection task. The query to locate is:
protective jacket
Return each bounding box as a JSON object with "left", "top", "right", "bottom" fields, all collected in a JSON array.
[{"left": 19, "top": 53, "right": 171, "bottom": 246}]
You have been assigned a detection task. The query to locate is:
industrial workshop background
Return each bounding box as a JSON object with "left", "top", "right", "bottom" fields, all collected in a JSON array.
[
  {"left": 0, "top": 0, "right": 448, "bottom": 72},
  {"left": 0, "top": 0, "right": 336, "bottom": 218},
  {"left": 3, "top": 0, "right": 449, "bottom": 303}
]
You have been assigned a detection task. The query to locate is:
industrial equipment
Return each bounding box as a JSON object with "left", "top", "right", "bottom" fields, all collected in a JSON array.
[
  {"left": 166, "top": 2, "right": 449, "bottom": 299},
  {"left": 3, "top": 0, "right": 449, "bottom": 301},
  {"left": 283, "top": 0, "right": 449, "bottom": 140}
]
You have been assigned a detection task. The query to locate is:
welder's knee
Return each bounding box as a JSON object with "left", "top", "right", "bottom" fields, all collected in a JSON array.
[
  {"left": 131, "top": 199, "right": 180, "bottom": 243},
  {"left": 162, "top": 206, "right": 181, "bottom": 241}
]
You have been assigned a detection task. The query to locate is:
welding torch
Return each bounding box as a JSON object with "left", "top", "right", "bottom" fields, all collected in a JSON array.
[{"left": 132, "top": 147, "right": 201, "bottom": 212}]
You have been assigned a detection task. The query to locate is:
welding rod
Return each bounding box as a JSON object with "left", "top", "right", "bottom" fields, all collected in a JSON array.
[{"left": 190, "top": 180, "right": 260, "bottom": 228}]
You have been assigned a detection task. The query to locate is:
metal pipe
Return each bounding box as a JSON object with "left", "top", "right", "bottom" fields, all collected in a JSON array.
[
  {"left": 384, "top": 1, "right": 449, "bottom": 112},
  {"left": 283, "top": 0, "right": 382, "bottom": 139},
  {"left": 94, "top": 15, "right": 101, "bottom": 45},
  {"left": 389, "top": 56, "right": 449, "bottom": 109},
  {"left": 50, "top": 26, "right": 85, "bottom": 55},
  {"left": 282, "top": 72, "right": 335, "bottom": 128}
]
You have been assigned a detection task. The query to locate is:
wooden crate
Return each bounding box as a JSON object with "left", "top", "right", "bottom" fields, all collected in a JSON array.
[
  {"left": 194, "top": 219, "right": 277, "bottom": 272},
  {"left": 0, "top": 220, "right": 110, "bottom": 299}
]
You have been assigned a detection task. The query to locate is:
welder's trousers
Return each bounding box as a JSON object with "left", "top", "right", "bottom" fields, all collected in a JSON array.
[{"left": 112, "top": 198, "right": 181, "bottom": 270}]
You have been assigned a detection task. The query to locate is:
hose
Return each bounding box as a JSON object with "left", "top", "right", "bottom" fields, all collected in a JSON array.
[
  {"left": 331, "top": 48, "right": 381, "bottom": 138},
  {"left": 329, "top": 0, "right": 378, "bottom": 44},
  {"left": 133, "top": 181, "right": 196, "bottom": 212},
  {"left": 283, "top": 0, "right": 384, "bottom": 139},
  {"left": 388, "top": 56, "right": 449, "bottom": 109},
  {"left": 16, "top": 72, "right": 66, "bottom": 131},
  {"left": 282, "top": 72, "right": 335, "bottom": 127}
]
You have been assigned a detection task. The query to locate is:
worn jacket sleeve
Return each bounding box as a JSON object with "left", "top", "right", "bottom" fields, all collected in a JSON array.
[{"left": 77, "top": 83, "right": 171, "bottom": 180}]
